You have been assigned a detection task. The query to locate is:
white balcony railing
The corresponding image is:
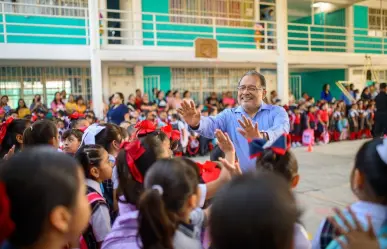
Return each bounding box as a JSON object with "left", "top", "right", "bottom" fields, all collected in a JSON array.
[
  {"left": 99, "top": 8, "right": 277, "bottom": 50},
  {"left": 0, "top": 1, "right": 89, "bottom": 45},
  {"left": 1, "top": 1, "right": 387, "bottom": 55}
]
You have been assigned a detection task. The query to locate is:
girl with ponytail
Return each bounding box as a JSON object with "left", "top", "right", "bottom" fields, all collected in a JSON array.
[{"left": 138, "top": 158, "right": 203, "bottom": 249}]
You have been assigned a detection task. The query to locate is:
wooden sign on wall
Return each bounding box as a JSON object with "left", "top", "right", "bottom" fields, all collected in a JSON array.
[{"left": 195, "top": 38, "right": 218, "bottom": 59}]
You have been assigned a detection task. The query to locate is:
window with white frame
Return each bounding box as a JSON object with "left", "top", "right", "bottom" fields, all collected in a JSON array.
[
  {"left": 169, "top": 0, "right": 255, "bottom": 27},
  {"left": 0, "top": 66, "right": 91, "bottom": 109},
  {"left": 368, "top": 8, "right": 387, "bottom": 31},
  {"left": 5, "top": 0, "right": 88, "bottom": 17},
  {"left": 171, "top": 68, "right": 253, "bottom": 103}
]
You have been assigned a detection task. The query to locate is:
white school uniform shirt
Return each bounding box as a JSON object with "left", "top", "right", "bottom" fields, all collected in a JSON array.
[
  {"left": 333, "top": 111, "right": 341, "bottom": 119},
  {"left": 312, "top": 201, "right": 387, "bottom": 249},
  {"left": 294, "top": 223, "right": 311, "bottom": 249},
  {"left": 86, "top": 179, "right": 112, "bottom": 242}
]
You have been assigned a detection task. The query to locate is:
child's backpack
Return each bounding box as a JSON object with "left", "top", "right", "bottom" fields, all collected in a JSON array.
[
  {"left": 80, "top": 187, "right": 108, "bottom": 249},
  {"left": 302, "top": 129, "right": 314, "bottom": 146},
  {"left": 321, "top": 128, "right": 330, "bottom": 144}
]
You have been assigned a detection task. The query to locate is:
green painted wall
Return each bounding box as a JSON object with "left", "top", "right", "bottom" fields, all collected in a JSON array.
[
  {"left": 0, "top": 14, "right": 87, "bottom": 44},
  {"left": 288, "top": 9, "right": 346, "bottom": 52},
  {"left": 143, "top": 67, "right": 171, "bottom": 95},
  {"left": 353, "top": 5, "right": 386, "bottom": 54},
  {"left": 141, "top": 0, "right": 255, "bottom": 49},
  {"left": 291, "top": 69, "right": 346, "bottom": 100}
]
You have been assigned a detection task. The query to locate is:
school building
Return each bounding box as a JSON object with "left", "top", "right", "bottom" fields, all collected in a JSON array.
[{"left": 1, "top": 0, "right": 387, "bottom": 117}]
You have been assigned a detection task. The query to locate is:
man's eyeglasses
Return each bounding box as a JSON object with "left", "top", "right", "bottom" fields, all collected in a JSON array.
[{"left": 237, "top": 85, "right": 265, "bottom": 92}]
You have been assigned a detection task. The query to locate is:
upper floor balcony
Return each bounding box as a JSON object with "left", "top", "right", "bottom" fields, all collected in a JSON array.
[{"left": 1, "top": 1, "right": 387, "bottom": 63}]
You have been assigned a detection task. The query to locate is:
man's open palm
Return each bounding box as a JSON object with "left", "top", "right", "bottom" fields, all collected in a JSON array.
[{"left": 177, "top": 101, "right": 201, "bottom": 127}]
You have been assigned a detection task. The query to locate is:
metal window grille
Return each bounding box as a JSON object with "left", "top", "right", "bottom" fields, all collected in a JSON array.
[
  {"left": 171, "top": 68, "right": 253, "bottom": 103},
  {"left": 6, "top": 0, "right": 87, "bottom": 17},
  {"left": 0, "top": 66, "right": 91, "bottom": 108},
  {"left": 144, "top": 75, "right": 161, "bottom": 102},
  {"left": 369, "top": 8, "right": 387, "bottom": 31},
  {"left": 169, "top": 0, "right": 255, "bottom": 27}
]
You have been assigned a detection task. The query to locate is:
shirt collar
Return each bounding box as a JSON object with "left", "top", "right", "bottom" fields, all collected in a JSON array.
[
  {"left": 86, "top": 179, "right": 103, "bottom": 196},
  {"left": 235, "top": 102, "right": 270, "bottom": 114}
]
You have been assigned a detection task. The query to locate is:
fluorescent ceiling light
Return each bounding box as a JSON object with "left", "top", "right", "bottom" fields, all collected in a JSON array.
[{"left": 312, "top": 2, "right": 334, "bottom": 12}]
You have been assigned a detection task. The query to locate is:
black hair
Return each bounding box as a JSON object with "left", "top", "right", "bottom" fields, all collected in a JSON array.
[
  {"left": 183, "top": 90, "right": 190, "bottom": 98},
  {"left": 256, "top": 150, "right": 298, "bottom": 183},
  {"left": 1, "top": 95, "right": 9, "bottom": 106},
  {"left": 115, "top": 92, "right": 125, "bottom": 104},
  {"left": 136, "top": 89, "right": 141, "bottom": 93},
  {"left": 116, "top": 135, "right": 166, "bottom": 206},
  {"left": 165, "top": 90, "right": 171, "bottom": 97},
  {"left": 210, "top": 172, "right": 298, "bottom": 249},
  {"left": 23, "top": 119, "right": 58, "bottom": 147},
  {"left": 75, "top": 96, "right": 84, "bottom": 104},
  {"left": 171, "top": 113, "right": 180, "bottom": 121},
  {"left": 0, "top": 147, "right": 80, "bottom": 247},
  {"left": 0, "top": 119, "right": 30, "bottom": 158},
  {"left": 323, "top": 84, "right": 330, "bottom": 91},
  {"left": 120, "top": 126, "right": 129, "bottom": 141},
  {"left": 75, "top": 144, "right": 105, "bottom": 179},
  {"left": 52, "top": 91, "right": 64, "bottom": 105},
  {"left": 380, "top": 83, "right": 387, "bottom": 90},
  {"left": 94, "top": 123, "right": 122, "bottom": 153},
  {"left": 173, "top": 90, "right": 179, "bottom": 96},
  {"left": 138, "top": 158, "right": 200, "bottom": 249},
  {"left": 62, "top": 129, "right": 83, "bottom": 142},
  {"left": 354, "top": 138, "right": 387, "bottom": 202},
  {"left": 238, "top": 70, "right": 266, "bottom": 88},
  {"left": 16, "top": 99, "right": 27, "bottom": 113},
  {"left": 70, "top": 118, "right": 88, "bottom": 129}
]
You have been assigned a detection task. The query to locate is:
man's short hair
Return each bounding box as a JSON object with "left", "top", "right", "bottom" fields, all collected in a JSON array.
[
  {"left": 238, "top": 70, "right": 266, "bottom": 88},
  {"left": 380, "top": 83, "right": 387, "bottom": 90}
]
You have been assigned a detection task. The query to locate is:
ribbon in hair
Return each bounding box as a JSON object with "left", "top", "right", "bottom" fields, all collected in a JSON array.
[
  {"left": 0, "top": 182, "right": 15, "bottom": 243},
  {"left": 121, "top": 140, "right": 146, "bottom": 183},
  {"left": 80, "top": 123, "right": 105, "bottom": 146},
  {"left": 0, "top": 117, "right": 14, "bottom": 145},
  {"left": 160, "top": 124, "right": 172, "bottom": 138},
  {"left": 196, "top": 161, "right": 221, "bottom": 183},
  {"left": 135, "top": 120, "right": 157, "bottom": 137},
  {"left": 249, "top": 133, "right": 291, "bottom": 159},
  {"left": 376, "top": 138, "right": 387, "bottom": 165},
  {"left": 171, "top": 130, "right": 181, "bottom": 141}
]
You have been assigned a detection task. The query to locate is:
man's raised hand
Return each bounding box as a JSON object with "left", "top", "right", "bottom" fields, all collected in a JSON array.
[
  {"left": 237, "top": 115, "right": 262, "bottom": 140},
  {"left": 177, "top": 101, "right": 201, "bottom": 128}
]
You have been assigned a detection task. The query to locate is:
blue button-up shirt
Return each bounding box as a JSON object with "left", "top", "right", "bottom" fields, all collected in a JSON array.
[{"left": 193, "top": 102, "right": 290, "bottom": 172}]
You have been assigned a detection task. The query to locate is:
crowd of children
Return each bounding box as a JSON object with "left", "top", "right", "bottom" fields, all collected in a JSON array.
[
  {"left": 0, "top": 102, "right": 386, "bottom": 249},
  {"left": 287, "top": 96, "right": 376, "bottom": 147},
  {"left": 0, "top": 84, "right": 386, "bottom": 249}
]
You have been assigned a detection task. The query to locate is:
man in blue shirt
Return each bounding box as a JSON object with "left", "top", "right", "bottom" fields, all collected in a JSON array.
[{"left": 178, "top": 70, "right": 289, "bottom": 172}]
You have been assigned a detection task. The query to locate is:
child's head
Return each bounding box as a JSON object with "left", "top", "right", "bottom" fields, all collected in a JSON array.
[
  {"left": 23, "top": 119, "right": 59, "bottom": 148},
  {"left": 256, "top": 149, "right": 299, "bottom": 188},
  {"left": 209, "top": 172, "right": 298, "bottom": 249},
  {"left": 94, "top": 123, "right": 122, "bottom": 155},
  {"left": 0, "top": 119, "right": 30, "bottom": 158},
  {"left": 75, "top": 144, "right": 112, "bottom": 182},
  {"left": 307, "top": 106, "right": 315, "bottom": 113},
  {"left": 138, "top": 158, "right": 200, "bottom": 249},
  {"left": 62, "top": 129, "right": 83, "bottom": 155},
  {"left": 120, "top": 126, "right": 129, "bottom": 142},
  {"left": 71, "top": 118, "right": 90, "bottom": 130},
  {"left": 57, "top": 119, "right": 65, "bottom": 129},
  {"left": 351, "top": 138, "right": 387, "bottom": 203},
  {"left": 115, "top": 135, "right": 168, "bottom": 205},
  {"left": 0, "top": 147, "right": 90, "bottom": 248},
  {"left": 159, "top": 111, "right": 167, "bottom": 121}
]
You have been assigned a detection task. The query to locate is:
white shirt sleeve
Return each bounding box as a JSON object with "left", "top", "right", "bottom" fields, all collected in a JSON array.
[
  {"left": 312, "top": 219, "right": 326, "bottom": 249},
  {"left": 90, "top": 205, "right": 111, "bottom": 242},
  {"left": 198, "top": 184, "right": 207, "bottom": 208},
  {"left": 112, "top": 166, "right": 119, "bottom": 190}
]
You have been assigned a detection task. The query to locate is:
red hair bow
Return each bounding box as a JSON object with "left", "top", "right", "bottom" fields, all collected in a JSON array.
[
  {"left": 196, "top": 161, "right": 221, "bottom": 183},
  {"left": 171, "top": 130, "right": 181, "bottom": 141},
  {"left": 160, "top": 124, "right": 172, "bottom": 138},
  {"left": 135, "top": 120, "right": 156, "bottom": 137},
  {"left": 120, "top": 140, "right": 146, "bottom": 183},
  {"left": 69, "top": 112, "right": 85, "bottom": 120},
  {"left": 0, "top": 117, "right": 14, "bottom": 145},
  {"left": 0, "top": 182, "right": 15, "bottom": 243}
]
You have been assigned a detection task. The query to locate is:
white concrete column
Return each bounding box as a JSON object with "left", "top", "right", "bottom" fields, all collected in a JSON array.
[
  {"left": 102, "top": 63, "right": 110, "bottom": 103},
  {"left": 89, "top": 0, "right": 104, "bottom": 119},
  {"left": 276, "top": 0, "right": 289, "bottom": 105},
  {"left": 254, "top": 0, "right": 260, "bottom": 22},
  {"left": 132, "top": 0, "right": 143, "bottom": 46},
  {"left": 99, "top": 0, "right": 108, "bottom": 45},
  {"left": 134, "top": 65, "right": 144, "bottom": 92},
  {"left": 346, "top": 6, "right": 354, "bottom": 53}
]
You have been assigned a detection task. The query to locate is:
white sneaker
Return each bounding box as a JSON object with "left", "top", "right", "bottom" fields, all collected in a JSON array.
[
  {"left": 296, "top": 142, "right": 302, "bottom": 147},
  {"left": 292, "top": 142, "right": 297, "bottom": 148}
]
